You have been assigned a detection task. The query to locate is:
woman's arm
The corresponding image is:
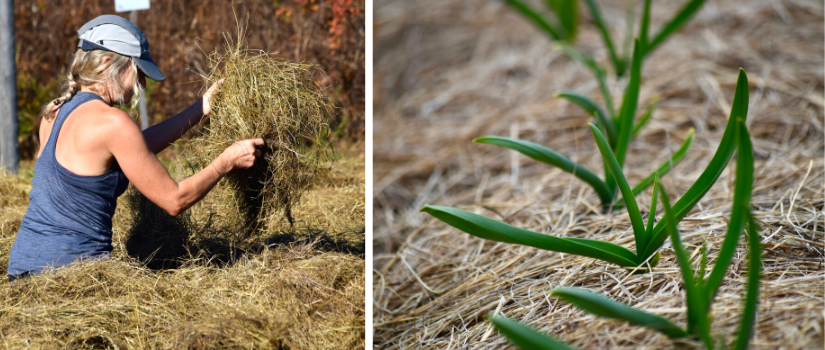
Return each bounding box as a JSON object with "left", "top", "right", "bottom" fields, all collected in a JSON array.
[
  {"left": 106, "top": 108, "right": 263, "bottom": 216},
  {"left": 142, "top": 100, "right": 204, "bottom": 154},
  {"left": 142, "top": 79, "right": 224, "bottom": 154}
]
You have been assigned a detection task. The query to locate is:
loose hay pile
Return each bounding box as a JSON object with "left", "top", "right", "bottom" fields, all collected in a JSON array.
[
  {"left": 0, "top": 170, "right": 31, "bottom": 276},
  {"left": 0, "top": 170, "right": 30, "bottom": 223},
  {"left": 1, "top": 154, "right": 366, "bottom": 348},
  {"left": 184, "top": 29, "right": 334, "bottom": 234},
  {"left": 121, "top": 187, "right": 195, "bottom": 270},
  {"left": 0, "top": 239, "right": 364, "bottom": 349}
]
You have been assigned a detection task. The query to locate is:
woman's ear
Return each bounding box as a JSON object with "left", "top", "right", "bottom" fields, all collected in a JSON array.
[{"left": 101, "top": 55, "right": 113, "bottom": 65}]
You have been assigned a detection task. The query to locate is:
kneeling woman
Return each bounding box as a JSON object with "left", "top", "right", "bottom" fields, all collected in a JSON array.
[{"left": 7, "top": 15, "right": 262, "bottom": 281}]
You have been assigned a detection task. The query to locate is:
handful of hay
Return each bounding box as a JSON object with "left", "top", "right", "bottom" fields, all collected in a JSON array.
[{"left": 184, "top": 30, "right": 333, "bottom": 234}]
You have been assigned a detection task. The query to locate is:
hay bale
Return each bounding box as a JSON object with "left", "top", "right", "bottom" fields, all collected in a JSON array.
[{"left": 184, "top": 29, "right": 333, "bottom": 235}]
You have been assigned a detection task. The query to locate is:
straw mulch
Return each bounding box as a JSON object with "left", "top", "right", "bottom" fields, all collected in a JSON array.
[
  {"left": 374, "top": 0, "right": 823, "bottom": 348},
  {"left": 183, "top": 26, "right": 334, "bottom": 235},
  {"left": 0, "top": 240, "right": 363, "bottom": 349},
  {"left": 0, "top": 170, "right": 31, "bottom": 275},
  {"left": 0, "top": 150, "right": 365, "bottom": 349}
]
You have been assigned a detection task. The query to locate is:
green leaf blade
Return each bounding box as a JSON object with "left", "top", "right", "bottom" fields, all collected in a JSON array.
[
  {"left": 487, "top": 315, "right": 577, "bottom": 350},
  {"left": 551, "top": 288, "right": 688, "bottom": 339},
  {"left": 657, "top": 182, "right": 713, "bottom": 348},
  {"left": 589, "top": 124, "right": 647, "bottom": 256},
  {"left": 546, "top": 0, "right": 578, "bottom": 41},
  {"left": 706, "top": 119, "right": 754, "bottom": 302},
  {"left": 621, "top": 3, "right": 634, "bottom": 77},
  {"left": 631, "top": 129, "right": 695, "bottom": 196},
  {"left": 420, "top": 205, "right": 639, "bottom": 267},
  {"left": 639, "top": 0, "right": 651, "bottom": 55},
  {"left": 734, "top": 216, "right": 761, "bottom": 350},
  {"left": 581, "top": 0, "right": 624, "bottom": 75},
  {"left": 647, "top": 0, "right": 706, "bottom": 54},
  {"left": 555, "top": 91, "right": 617, "bottom": 145},
  {"left": 474, "top": 136, "right": 613, "bottom": 205},
  {"left": 615, "top": 39, "right": 643, "bottom": 168},
  {"left": 504, "top": 0, "right": 563, "bottom": 41},
  {"left": 646, "top": 174, "right": 659, "bottom": 237},
  {"left": 642, "top": 69, "right": 750, "bottom": 260},
  {"left": 632, "top": 96, "right": 659, "bottom": 138},
  {"left": 699, "top": 238, "right": 708, "bottom": 289},
  {"left": 559, "top": 44, "right": 615, "bottom": 119},
  {"left": 613, "top": 129, "right": 696, "bottom": 208}
]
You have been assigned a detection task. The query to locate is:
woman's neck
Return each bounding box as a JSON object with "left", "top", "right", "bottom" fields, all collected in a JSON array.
[{"left": 79, "top": 86, "right": 113, "bottom": 106}]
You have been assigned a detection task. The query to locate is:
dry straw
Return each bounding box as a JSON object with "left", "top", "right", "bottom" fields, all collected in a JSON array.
[
  {"left": 0, "top": 170, "right": 31, "bottom": 275},
  {"left": 184, "top": 24, "right": 334, "bottom": 235},
  {"left": 373, "top": 0, "right": 824, "bottom": 348},
  {"left": 0, "top": 164, "right": 366, "bottom": 349},
  {"left": 0, "top": 235, "right": 364, "bottom": 349},
  {"left": 121, "top": 187, "right": 195, "bottom": 270}
]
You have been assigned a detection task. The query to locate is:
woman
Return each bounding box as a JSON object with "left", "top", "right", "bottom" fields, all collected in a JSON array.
[{"left": 7, "top": 15, "right": 263, "bottom": 281}]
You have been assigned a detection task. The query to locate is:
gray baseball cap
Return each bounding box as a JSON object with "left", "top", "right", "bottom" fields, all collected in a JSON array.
[{"left": 77, "top": 15, "right": 166, "bottom": 82}]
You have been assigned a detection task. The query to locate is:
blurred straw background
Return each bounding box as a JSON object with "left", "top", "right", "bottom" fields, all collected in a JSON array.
[{"left": 373, "top": 0, "right": 823, "bottom": 348}]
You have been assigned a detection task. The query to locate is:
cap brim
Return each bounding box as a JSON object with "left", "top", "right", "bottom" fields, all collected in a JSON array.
[
  {"left": 135, "top": 56, "right": 166, "bottom": 82},
  {"left": 79, "top": 38, "right": 166, "bottom": 82}
]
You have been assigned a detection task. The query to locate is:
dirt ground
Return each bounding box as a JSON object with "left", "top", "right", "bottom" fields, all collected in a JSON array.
[
  {"left": 373, "top": 0, "right": 823, "bottom": 348},
  {"left": 0, "top": 148, "right": 366, "bottom": 349}
]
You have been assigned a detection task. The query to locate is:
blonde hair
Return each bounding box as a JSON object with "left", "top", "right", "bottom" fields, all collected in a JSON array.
[{"left": 42, "top": 49, "right": 141, "bottom": 121}]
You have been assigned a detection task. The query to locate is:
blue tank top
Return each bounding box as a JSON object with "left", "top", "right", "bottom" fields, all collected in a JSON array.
[{"left": 8, "top": 92, "right": 130, "bottom": 276}]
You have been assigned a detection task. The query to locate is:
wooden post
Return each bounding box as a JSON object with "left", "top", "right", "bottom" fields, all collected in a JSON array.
[
  {"left": 130, "top": 10, "right": 149, "bottom": 130},
  {"left": 0, "top": 0, "right": 18, "bottom": 173}
]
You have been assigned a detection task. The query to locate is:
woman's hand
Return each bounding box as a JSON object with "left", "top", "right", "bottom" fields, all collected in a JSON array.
[
  {"left": 202, "top": 78, "right": 225, "bottom": 116},
  {"left": 216, "top": 138, "right": 265, "bottom": 174}
]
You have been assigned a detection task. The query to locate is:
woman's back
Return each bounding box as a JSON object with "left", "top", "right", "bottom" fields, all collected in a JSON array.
[{"left": 8, "top": 92, "right": 129, "bottom": 276}]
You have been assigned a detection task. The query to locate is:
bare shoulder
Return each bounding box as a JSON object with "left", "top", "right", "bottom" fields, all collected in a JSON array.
[
  {"left": 80, "top": 103, "right": 145, "bottom": 151},
  {"left": 90, "top": 103, "right": 140, "bottom": 135}
]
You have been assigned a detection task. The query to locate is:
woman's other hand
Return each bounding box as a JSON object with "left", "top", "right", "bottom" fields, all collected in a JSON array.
[
  {"left": 216, "top": 138, "right": 265, "bottom": 174},
  {"left": 202, "top": 78, "right": 225, "bottom": 115}
]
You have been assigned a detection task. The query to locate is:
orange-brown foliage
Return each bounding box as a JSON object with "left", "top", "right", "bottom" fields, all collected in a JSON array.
[{"left": 13, "top": 0, "right": 364, "bottom": 159}]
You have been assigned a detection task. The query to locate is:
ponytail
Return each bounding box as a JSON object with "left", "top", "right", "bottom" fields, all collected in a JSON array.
[{"left": 41, "top": 72, "right": 80, "bottom": 122}]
